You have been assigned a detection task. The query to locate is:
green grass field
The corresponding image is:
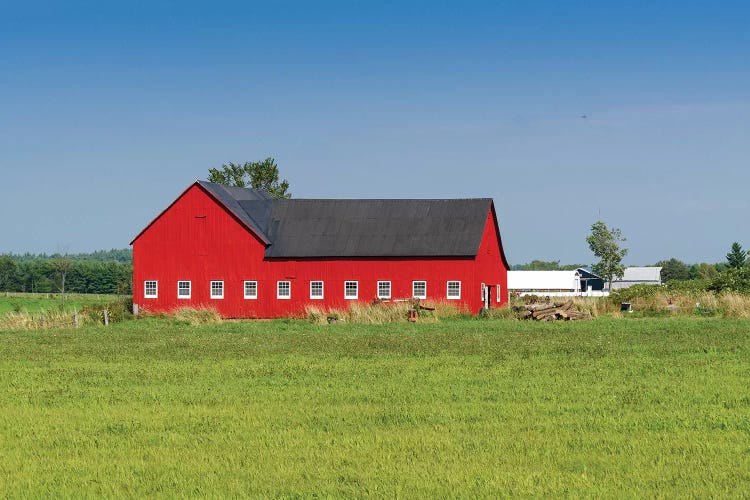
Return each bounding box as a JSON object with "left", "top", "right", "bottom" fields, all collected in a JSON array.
[
  {"left": 0, "top": 317, "right": 748, "bottom": 496},
  {"left": 0, "top": 293, "right": 122, "bottom": 314}
]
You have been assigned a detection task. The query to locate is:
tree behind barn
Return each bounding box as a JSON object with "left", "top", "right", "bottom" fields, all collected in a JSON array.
[
  {"left": 207, "top": 158, "right": 291, "bottom": 199},
  {"left": 586, "top": 220, "right": 627, "bottom": 290}
]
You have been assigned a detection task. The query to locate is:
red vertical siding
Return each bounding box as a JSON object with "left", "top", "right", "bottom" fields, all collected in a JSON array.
[{"left": 133, "top": 185, "right": 509, "bottom": 318}]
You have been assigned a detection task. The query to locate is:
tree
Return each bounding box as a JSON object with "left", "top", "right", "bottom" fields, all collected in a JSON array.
[
  {"left": 51, "top": 257, "right": 72, "bottom": 296},
  {"left": 656, "top": 258, "right": 690, "bottom": 283},
  {"left": 525, "top": 260, "right": 562, "bottom": 270},
  {"left": 208, "top": 158, "right": 291, "bottom": 199},
  {"left": 586, "top": 220, "right": 627, "bottom": 290},
  {"left": 725, "top": 242, "right": 747, "bottom": 269},
  {"left": 0, "top": 255, "right": 18, "bottom": 292}
]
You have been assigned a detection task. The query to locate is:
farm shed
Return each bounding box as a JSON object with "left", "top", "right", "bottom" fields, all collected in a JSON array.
[
  {"left": 610, "top": 266, "right": 663, "bottom": 290},
  {"left": 507, "top": 268, "right": 606, "bottom": 297},
  {"left": 131, "top": 181, "right": 510, "bottom": 318}
]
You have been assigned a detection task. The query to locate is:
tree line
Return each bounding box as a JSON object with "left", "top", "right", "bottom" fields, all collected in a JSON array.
[
  {"left": 0, "top": 250, "right": 132, "bottom": 294},
  {"left": 514, "top": 240, "right": 749, "bottom": 284}
]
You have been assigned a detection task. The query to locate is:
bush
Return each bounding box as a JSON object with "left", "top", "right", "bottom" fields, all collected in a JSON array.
[{"left": 708, "top": 268, "right": 750, "bottom": 294}]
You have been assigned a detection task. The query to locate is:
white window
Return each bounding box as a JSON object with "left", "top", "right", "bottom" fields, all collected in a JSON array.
[
  {"left": 177, "top": 281, "right": 191, "bottom": 299},
  {"left": 244, "top": 281, "right": 257, "bottom": 299},
  {"left": 447, "top": 281, "right": 461, "bottom": 299},
  {"left": 377, "top": 281, "right": 391, "bottom": 299},
  {"left": 344, "top": 281, "right": 358, "bottom": 299},
  {"left": 412, "top": 281, "right": 426, "bottom": 299},
  {"left": 496, "top": 284, "right": 502, "bottom": 303},
  {"left": 210, "top": 281, "right": 224, "bottom": 299},
  {"left": 310, "top": 281, "right": 324, "bottom": 299},
  {"left": 144, "top": 280, "right": 158, "bottom": 298},
  {"left": 277, "top": 281, "right": 291, "bottom": 299}
]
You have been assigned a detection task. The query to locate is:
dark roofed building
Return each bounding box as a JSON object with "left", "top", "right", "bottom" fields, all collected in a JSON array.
[{"left": 131, "top": 180, "right": 510, "bottom": 318}]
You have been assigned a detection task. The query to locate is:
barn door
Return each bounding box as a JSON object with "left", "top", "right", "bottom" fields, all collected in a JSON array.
[{"left": 481, "top": 283, "right": 493, "bottom": 309}]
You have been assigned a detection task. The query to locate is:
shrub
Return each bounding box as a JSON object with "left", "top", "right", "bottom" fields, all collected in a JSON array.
[{"left": 708, "top": 268, "right": 750, "bottom": 294}]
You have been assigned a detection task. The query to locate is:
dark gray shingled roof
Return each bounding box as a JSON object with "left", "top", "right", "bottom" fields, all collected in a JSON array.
[{"left": 198, "top": 181, "right": 492, "bottom": 258}]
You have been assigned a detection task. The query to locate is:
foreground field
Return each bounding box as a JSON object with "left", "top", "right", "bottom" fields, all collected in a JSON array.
[{"left": 0, "top": 318, "right": 748, "bottom": 496}]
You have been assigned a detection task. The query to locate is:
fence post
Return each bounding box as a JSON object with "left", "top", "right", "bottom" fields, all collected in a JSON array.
[
  {"left": 103, "top": 308, "right": 109, "bottom": 326},
  {"left": 74, "top": 311, "right": 79, "bottom": 329}
]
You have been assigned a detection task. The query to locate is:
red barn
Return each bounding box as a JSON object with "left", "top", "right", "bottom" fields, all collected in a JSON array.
[{"left": 131, "top": 181, "right": 510, "bottom": 318}]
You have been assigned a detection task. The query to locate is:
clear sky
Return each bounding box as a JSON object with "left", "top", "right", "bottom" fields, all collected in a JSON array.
[{"left": 1, "top": 1, "right": 748, "bottom": 265}]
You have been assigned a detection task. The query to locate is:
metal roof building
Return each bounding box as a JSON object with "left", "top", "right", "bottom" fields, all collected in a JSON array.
[{"left": 610, "top": 267, "right": 663, "bottom": 290}]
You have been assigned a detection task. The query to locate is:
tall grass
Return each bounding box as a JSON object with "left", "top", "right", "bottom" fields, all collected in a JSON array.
[
  {"left": 611, "top": 289, "right": 750, "bottom": 318},
  {"left": 0, "top": 297, "right": 132, "bottom": 331},
  {"left": 171, "top": 307, "right": 223, "bottom": 325},
  {"left": 305, "top": 300, "right": 465, "bottom": 324}
]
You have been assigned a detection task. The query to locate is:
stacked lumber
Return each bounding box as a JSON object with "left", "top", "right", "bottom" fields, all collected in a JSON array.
[{"left": 522, "top": 300, "right": 591, "bottom": 321}]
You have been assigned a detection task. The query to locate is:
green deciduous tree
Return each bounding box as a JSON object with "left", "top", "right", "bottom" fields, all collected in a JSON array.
[
  {"left": 725, "top": 242, "right": 747, "bottom": 269},
  {"left": 208, "top": 158, "right": 291, "bottom": 199},
  {"left": 586, "top": 220, "right": 627, "bottom": 290},
  {"left": 656, "top": 258, "right": 690, "bottom": 283}
]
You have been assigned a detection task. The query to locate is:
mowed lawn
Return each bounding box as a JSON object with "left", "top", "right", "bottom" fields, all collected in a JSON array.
[{"left": 0, "top": 318, "right": 748, "bottom": 497}]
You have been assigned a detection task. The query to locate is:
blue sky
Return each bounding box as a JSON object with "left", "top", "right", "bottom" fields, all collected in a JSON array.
[{"left": 1, "top": 1, "right": 748, "bottom": 264}]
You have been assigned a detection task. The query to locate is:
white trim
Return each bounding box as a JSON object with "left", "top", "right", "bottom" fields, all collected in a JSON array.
[
  {"left": 177, "top": 280, "right": 191, "bottom": 299},
  {"left": 446, "top": 280, "right": 461, "bottom": 299},
  {"left": 210, "top": 280, "right": 224, "bottom": 299},
  {"left": 144, "top": 280, "right": 158, "bottom": 299},
  {"left": 310, "top": 280, "right": 324, "bottom": 299},
  {"left": 344, "top": 281, "right": 358, "bottom": 300},
  {"left": 277, "top": 280, "right": 291, "bottom": 299},
  {"left": 377, "top": 281, "right": 391, "bottom": 299},
  {"left": 496, "top": 283, "right": 502, "bottom": 303},
  {"left": 412, "top": 280, "right": 427, "bottom": 300},
  {"left": 244, "top": 280, "right": 258, "bottom": 300}
]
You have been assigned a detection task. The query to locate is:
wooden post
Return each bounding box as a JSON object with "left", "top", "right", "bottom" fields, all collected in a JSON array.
[
  {"left": 133, "top": 303, "right": 139, "bottom": 316},
  {"left": 74, "top": 311, "right": 79, "bottom": 329},
  {"left": 103, "top": 308, "right": 109, "bottom": 326}
]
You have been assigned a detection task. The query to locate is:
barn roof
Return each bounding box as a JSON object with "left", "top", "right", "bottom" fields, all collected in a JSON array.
[
  {"left": 197, "top": 181, "right": 493, "bottom": 258},
  {"left": 619, "top": 266, "right": 662, "bottom": 282}
]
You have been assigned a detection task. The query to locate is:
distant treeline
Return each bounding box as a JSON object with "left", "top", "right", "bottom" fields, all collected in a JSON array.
[
  {"left": 512, "top": 259, "right": 737, "bottom": 282},
  {"left": 0, "top": 249, "right": 132, "bottom": 294},
  {"left": 10, "top": 248, "right": 132, "bottom": 263}
]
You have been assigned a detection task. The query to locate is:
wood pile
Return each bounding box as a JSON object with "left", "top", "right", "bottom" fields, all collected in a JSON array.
[{"left": 522, "top": 300, "right": 592, "bottom": 321}]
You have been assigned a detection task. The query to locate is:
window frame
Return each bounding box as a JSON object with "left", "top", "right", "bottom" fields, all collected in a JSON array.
[
  {"left": 177, "top": 280, "right": 191, "bottom": 299},
  {"left": 496, "top": 283, "right": 502, "bottom": 303},
  {"left": 277, "top": 280, "right": 291, "bottom": 299},
  {"left": 446, "top": 280, "right": 461, "bottom": 300},
  {"left": 210, "top": 280, "right": 224, "bottom": 299},
  {"left": 377, "top": 280, "right": 391, "bottom": 300},
  {"left": 344, "top": 281, "right": 358, "bottom": 300},
  {"left": 244, "top": 280, "right": 258, "bottom": 300},
  {"left": 144, "top": 280, "right": 158, "bottom": 299},
  {"left": 412, "top": 280, "right": 427, "bottom": 300},
  {"left": 310, "top": 280, "right": 324, "bottom": 300}
]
